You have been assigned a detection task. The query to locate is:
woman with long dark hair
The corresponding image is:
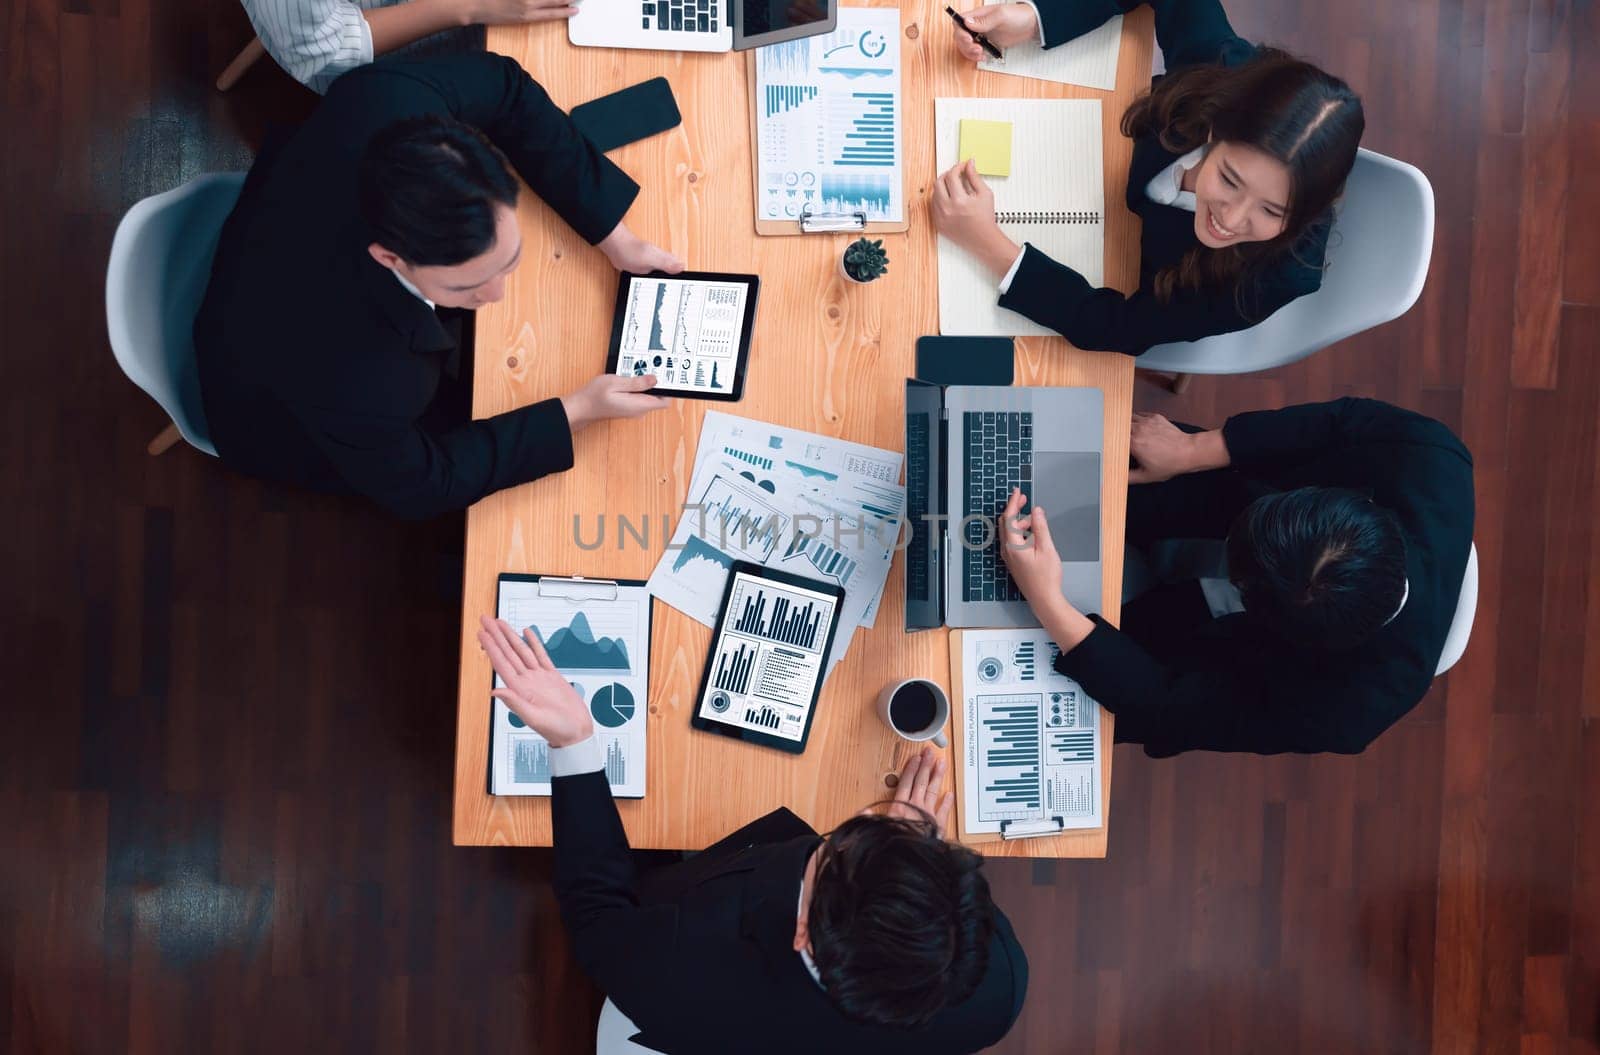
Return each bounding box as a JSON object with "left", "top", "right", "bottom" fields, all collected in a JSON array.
[{"left": 931, "top": 0, "right": 1365, "bottom": 356}]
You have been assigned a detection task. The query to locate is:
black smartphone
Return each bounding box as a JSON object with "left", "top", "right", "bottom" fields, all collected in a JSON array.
[
  {"left": 915, "top": 336, "right": 1015, "bottom": 386},
  {"left": 570, "top": 77, "right": 682, "bottom": 153}
]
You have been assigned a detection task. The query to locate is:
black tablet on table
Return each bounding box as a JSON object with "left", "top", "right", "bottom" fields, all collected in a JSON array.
[
  {"left": 691, "top": 561, "right": 845, "bottom": 754},
  {"left": 605, "top": 270, "right": 760, "bottom": 402}
]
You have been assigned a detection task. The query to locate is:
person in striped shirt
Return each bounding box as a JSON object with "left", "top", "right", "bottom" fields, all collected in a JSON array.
[{"left": 240, "top": 0, "right": 577, "bottom": 93}]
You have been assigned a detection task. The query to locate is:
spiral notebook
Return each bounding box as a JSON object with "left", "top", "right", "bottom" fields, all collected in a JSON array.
[{"left": 935, "top": 98, "right": 1104, "bottom": 338}]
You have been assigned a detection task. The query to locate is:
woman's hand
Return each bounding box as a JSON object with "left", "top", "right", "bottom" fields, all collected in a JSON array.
[
  {"left": 1128, "top": 413, "right": 1232, "bottom": 484},
  {"left": 1000, "top": 489, "right": 1097, "bottom": 649},
  {"left": 466, "top": 0, "right": 579, "bottom": 24},
  {"left": 998, "top": 487, "right": 1064, "bottom": 605},
  {"left": 477, "top": 615, "right": 594, "bottom": 747},
  {"left": 929, "top": 161, "right": 1020, "bottom": 277},
  {"left": 951, "top": 3, "right": 1040, "bottom": 62}
]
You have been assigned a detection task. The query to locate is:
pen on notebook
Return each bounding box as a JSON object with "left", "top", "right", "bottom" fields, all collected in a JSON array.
[{"left": 945, "top": 6, "right": 1005, "bottom": 61}]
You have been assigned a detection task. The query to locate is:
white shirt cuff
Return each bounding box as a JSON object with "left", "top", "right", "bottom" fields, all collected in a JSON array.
[
  {"left": 1017, "top": 0, "right": 1047, "bottom": 45},
  {"left": 997, "top": 244, "right": 1028, "bottom": 294},
  {"left": 550, "top": 733, "right": 606, "bottom": 778}
]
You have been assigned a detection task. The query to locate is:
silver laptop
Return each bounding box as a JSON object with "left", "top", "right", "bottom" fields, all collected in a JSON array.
[
  {"left": 904, "top": 380, "right": 1103, "bottom": 630},
  {"left": 569, "top": 0, "right": 835, "bottom": 53}
]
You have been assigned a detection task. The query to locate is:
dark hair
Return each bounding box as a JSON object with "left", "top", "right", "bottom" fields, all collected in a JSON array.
[
  {"left": 357, "top": 114, "right": 519, "bottom": 267},
  {"left": 1226, "top": 487, "right": 1406, "bottom": 650},
  {"left": 1121, "top": 49, "right": 1364, "bottom": 310},
  {"left": 806, "top": 811, "right": 994, "bottom": 1030}
]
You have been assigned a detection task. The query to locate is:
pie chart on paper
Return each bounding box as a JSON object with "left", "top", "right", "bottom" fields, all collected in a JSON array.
[{"left": 591, "top": 683, "right": 636, "bottom": 728}]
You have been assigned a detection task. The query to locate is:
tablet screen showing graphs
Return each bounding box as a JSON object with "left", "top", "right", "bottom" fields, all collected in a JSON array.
[
  {"left": 695, "top": 564, "right": 842, "bottom": 750},
  {"left": 607, "top": 272, "right": 759, "bottom": 401}
]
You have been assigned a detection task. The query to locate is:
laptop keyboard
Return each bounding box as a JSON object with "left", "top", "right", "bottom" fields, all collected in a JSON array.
[
  {"left": 962, "top": 411, "right": 1033, "bottom": 603},
  {"left": 641, "top": 0, "right": 716, "bottom": 32},
  {"left": 906, "top": 414, "right": 931, "bottom": 602}
]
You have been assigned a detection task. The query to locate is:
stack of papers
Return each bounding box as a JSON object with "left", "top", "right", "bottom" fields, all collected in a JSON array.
[{"left": 647, "top": 413, "right": 906, "bottom": 672}]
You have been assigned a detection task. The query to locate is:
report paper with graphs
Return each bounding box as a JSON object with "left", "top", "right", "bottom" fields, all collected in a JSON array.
[
  {"left": 490, "top": 576, "right": 650, "bottom": 798},
  {"left": 752, "top": 6, "right": 905, "bottom": 225},
  {"left": 960, "top": 628, "right": 1104, "bottom": 836},
  {"left": 647, "top": 412, "right": 905, "bottom": 673}
]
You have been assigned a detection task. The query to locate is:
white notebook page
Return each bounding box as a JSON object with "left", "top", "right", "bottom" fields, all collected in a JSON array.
[
  {"left": 935, "top": 98, "right": 1104, "bottom": 337},
  {"left": 978, "top": 9, "right": 1123, "bottom": 92}
]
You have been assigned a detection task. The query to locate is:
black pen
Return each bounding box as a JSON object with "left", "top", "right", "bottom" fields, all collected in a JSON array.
[{"left": 945, "top": 5, "right": 1005, "bottom": 60}]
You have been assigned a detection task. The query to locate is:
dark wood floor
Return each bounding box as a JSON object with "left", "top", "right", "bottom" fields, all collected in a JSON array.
[{"left": 1, "top": 0, "right": 1595, "bottom": 1051}]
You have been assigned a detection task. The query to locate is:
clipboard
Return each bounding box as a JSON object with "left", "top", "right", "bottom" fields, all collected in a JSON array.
[
  {"left": 488, "top": 574, "right": 653, "bottom": 798},
  {"left": 947, "top": 630, "right": 1072, "bottom": 844},
  {"left": 745, "top": 14, "right": 910, "bottom": 237}
]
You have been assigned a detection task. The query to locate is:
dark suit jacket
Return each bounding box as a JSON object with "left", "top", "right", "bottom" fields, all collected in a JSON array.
[
  {"left": 996, "top": 0, "right": 1329, "bottom": 356},
  {"left": 552, "top": 770, "right": 1029, "bottom": 1054},
  {"left": 1054, "top": 399, "right": 1475, "bottom": 756},
  {"left": 194, "top": 54, "right": 639, "bottom": 518}
]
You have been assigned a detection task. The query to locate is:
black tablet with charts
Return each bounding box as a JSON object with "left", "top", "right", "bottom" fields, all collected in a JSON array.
[
  {"left": 605, "top": 270, "right": 760, "bottom": 401},
  {"left": 691, "top": 561, "right": 845, "bottom": 754}
]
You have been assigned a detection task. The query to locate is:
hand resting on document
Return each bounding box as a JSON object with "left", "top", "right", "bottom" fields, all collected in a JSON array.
[{"left": 478, "top": 615, "right": 594, "bottom": 747}]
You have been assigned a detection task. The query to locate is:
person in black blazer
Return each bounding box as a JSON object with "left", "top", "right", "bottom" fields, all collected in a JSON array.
[
  {"left": 932, "top": 0, "right": 1365, "bottom": 356},
  {"left": 195, "top": 53, "right": 682, "bottom": 519},
  {"left": 475, "top": 616, "right": 1029, "bottom": 1055},
  {"left": 996, "top": 398, "right": 1474, "bottom": 756}
]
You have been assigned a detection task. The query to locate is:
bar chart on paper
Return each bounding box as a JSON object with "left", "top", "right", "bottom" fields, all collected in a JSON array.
[{"left": 977, "top": 694, "right": 1044, "bottom": 818}]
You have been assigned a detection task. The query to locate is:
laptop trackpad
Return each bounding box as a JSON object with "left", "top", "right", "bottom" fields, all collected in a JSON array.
[{"left": 1035, "top": 451, "right": 1100, "bottom": 561}]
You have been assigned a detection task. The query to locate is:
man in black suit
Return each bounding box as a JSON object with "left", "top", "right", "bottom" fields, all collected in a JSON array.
[
  {"left": 999, "top": 398, "right": 1475, "bottom": 756},
  {"left": 195, "top": 53, "right": 681, "bottom": 519},
  {"left": 475, "top": 616, "right": 1029, "bottom": 1055}
]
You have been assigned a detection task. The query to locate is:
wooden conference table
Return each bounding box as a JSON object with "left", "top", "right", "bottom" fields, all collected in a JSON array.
[{"left": 453, "top": 4, "right": 1154, "bottom": 857}]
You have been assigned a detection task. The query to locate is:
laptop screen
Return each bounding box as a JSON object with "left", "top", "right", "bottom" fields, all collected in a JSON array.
[{"left": 739, "top": 0, "right": 832, "bottom": 38}]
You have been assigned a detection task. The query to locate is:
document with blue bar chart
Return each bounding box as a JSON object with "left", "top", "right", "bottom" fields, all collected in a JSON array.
[
  {"left": 751, "top": 6, "right": 905, "bottom": 227},
  {"left": 959, "top": 630, "right": 1104, "bottom": 836}
]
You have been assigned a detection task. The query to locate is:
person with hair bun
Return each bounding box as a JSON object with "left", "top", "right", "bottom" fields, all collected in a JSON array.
[
  {"left": 997, "top": 399, "right": 1475, "bottom": 756},
  {"left": 933, "top": 0, "right": 1365, "bottom": 356}
]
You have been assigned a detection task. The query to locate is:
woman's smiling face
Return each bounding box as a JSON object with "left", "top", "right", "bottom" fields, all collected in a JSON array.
[{"left": 1190, "top": 141, "right": 1292, "bottom": 248}]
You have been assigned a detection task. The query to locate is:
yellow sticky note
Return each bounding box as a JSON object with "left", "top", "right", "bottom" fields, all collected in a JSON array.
[{"left": 959, "top": 118, "right": 1013, "bottom": 178}]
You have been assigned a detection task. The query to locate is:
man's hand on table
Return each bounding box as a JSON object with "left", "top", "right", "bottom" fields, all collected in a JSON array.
[
  {"left": 1000, "top": 488, "right": 1096, "bottom": 652},
  {"left": 560, "top": 374, "right": 671, "bottom": 434},
  {"left": 598, "top": 221, "right": 685, "bottom": 275},
  {"left": 477, "top": 615, "right": 594, "bottom": 747},
  {"left": 872, "top": 747, "right": 955, "bottom": 838}
]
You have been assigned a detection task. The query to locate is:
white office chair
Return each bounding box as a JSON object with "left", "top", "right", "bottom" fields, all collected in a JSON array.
[
  {"left": 1139, "top": 148, "right": 1435, "bottom": 377},
  {"left": 1435, "top": 543, "right": 1478, "bottom": 676},
  {"left": 596, "top": 997, "right": 655, "bottom": 1054},
  {"left": 106, "top": 171, "right": 246, "bottom": 457}
]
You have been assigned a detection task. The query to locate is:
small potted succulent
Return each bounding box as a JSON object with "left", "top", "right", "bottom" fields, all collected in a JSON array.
[{"left": 838, "top": 237, "right": 889, "bottom": 284}]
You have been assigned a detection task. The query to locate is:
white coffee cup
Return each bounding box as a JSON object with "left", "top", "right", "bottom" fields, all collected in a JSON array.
[{"left": 876, "top": 678, "right": 950, "bottom": 748}]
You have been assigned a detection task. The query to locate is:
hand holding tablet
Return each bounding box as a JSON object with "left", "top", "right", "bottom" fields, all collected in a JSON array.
[{"left": 606, "top": 271, "right": 760, "bottom": 401}]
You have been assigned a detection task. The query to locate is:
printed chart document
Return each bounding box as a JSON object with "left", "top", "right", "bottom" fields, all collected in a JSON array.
[
  {"left": 934, "top": 98, "right": 1104, "bottom": 337},
  {"left": 612, "top": 274, "right": 751, "bottom": 395},
  {"left": 978, "top": 8, "right": 1122, "bottom": 92},
  {"left": 959, "top": 629, "right": 1104, "bottom": 835},
  {"left": 699, "top": 569, "right": 839, "bottom": 743},
  {"left": 648, "top": 412, "right": 905, "bottom": 672},
  {"left": 490, "top": 577, "right": 650, "bottom": 798},
  {"left": 753, "top": 7, "right": 905, "bottom": 224}
]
